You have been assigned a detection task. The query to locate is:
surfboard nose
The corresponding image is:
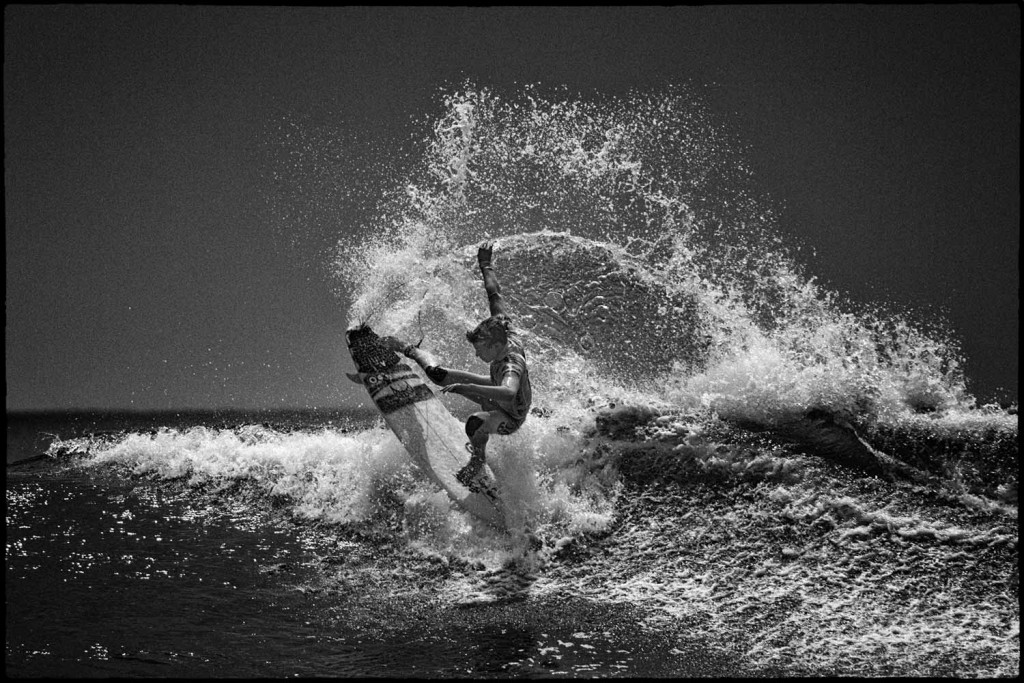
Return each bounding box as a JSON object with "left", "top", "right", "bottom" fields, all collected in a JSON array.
[
  {"left": 347, "top": 324, "right": 407, "bottom": 374},
  {"left": 346, "top": 324, "right": 374, "bottom": 344}
]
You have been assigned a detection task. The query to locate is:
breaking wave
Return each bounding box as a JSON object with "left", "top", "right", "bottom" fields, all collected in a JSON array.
[{"left": 44, "top": 84, "right": 1017, "bottom": 676}]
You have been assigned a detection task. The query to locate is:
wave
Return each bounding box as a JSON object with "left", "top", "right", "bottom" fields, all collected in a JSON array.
[
  {"left": 339, "top": 85, "right": 983, "bottom": 431},
  {"left": 332, "top": 84, "right": 1015, "bottom": 674},
  {"left": 35, "top": 84, "right": 1018, "bottom": 675},
  {"left": 42, "top": 397, "right": 1017, "bottom": 675}
]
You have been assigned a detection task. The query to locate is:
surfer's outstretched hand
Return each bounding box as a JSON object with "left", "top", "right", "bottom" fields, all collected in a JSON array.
[{"left": 477, "top": 242, "right": 495, "bottom": 269}]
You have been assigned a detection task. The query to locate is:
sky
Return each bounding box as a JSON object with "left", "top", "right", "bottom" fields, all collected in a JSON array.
[{"left": 5, "top": 5, "right": 1019, "bottom": 411}]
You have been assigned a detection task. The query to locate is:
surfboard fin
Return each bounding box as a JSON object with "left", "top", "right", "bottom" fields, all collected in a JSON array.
[{"left": 345, "top": 372, "right": 365, "bottom": 385}]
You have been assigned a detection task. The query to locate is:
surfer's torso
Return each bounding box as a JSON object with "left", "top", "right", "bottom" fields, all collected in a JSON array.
[{"left": 488, "top": 332, "right": 532, "bottom": 423}]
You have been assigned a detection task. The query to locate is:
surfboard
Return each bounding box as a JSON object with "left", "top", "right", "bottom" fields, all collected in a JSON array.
[{"left": 345, "top": 325, "right": 508, "bottom": 530}]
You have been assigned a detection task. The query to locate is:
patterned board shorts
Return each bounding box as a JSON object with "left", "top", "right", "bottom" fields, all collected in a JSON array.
[
  {"left": 470, "top": 409, "right": 525, "bottom": 438},
  {"left": 494, "top": 411, "right": 525, "bottom": 436}
]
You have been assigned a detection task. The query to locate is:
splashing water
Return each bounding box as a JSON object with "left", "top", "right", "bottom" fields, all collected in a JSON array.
[
  {"left": 324, "top": 82, "right": 1002, "bottom": 570},
  {"left": 340, "top": 83, "right": 974, "bottom": 430}
]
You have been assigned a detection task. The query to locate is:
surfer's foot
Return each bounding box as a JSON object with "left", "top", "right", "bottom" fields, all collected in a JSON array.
[
  {"left": 456, "top": 462, "right": 484, "bottom": 488},
  {"left": 456, "top": 445, "right": 486, "bottom": 489}
]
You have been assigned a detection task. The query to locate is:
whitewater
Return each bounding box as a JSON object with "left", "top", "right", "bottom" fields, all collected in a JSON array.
[{"left": 8, "top": 85, "right": 1018, "bottom": 677}]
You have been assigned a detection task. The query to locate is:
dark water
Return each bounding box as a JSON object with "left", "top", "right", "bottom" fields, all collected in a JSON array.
[
  {"left": 6, "top": 397, "right": 1019, "bottom": 678},
  {"left": 6, "top": 411, "right": 739, "bottom": 678}
]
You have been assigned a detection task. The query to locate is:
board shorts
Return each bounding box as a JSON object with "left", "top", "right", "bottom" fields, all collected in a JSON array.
[
  {"left": 468, "top": 406, "right": 525, "bottom": 440},
  {"left": 493, "top": 410, "right": 525, "bottom": 436}
]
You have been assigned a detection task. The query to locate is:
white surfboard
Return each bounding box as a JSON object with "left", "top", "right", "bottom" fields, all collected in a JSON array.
[{"left": 346, "top": 340, "right": 507, "bottom": 530}]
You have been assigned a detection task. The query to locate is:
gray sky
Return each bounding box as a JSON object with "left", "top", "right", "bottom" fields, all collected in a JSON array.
[{"left": 5, "top": 5, "right": 1019, "bottom": 410}]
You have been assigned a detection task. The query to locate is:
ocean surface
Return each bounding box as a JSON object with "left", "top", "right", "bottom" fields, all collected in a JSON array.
[
  {"left": 7, "top": 409, "right": 746, "bottom": 678},
  {"left": 6, "top": 397, "right": 1017, "bottom": 678},
  {"left": 8, "top": 85, "right": 1019, "bottom": 677}
]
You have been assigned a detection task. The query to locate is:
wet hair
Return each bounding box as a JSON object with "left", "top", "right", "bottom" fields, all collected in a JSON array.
[{"left": 466, "top": 314, "right": 511, "bottom": 346}]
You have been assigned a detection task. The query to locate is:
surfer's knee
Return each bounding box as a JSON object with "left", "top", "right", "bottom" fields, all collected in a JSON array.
[{"left": 466, "top": 414, "right": 486, "bottom": 438}]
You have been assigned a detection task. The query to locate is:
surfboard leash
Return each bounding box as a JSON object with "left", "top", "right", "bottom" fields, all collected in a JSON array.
[{"left": 414, "top": 309, "right": 427, "bottom": 349}]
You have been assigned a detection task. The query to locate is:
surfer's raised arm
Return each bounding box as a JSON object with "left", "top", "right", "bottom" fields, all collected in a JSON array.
[{"left": 478, "top": 242, "right": 508, "bottom": 318}]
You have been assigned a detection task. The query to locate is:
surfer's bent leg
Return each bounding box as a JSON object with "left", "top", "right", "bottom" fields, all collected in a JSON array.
[{"left": 456, "top": 410, "right": 524, "bottom": 487}]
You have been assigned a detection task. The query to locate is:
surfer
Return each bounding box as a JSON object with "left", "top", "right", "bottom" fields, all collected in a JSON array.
[{"left": 400, "top": 242, "right": 532, "bottom": 489}]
